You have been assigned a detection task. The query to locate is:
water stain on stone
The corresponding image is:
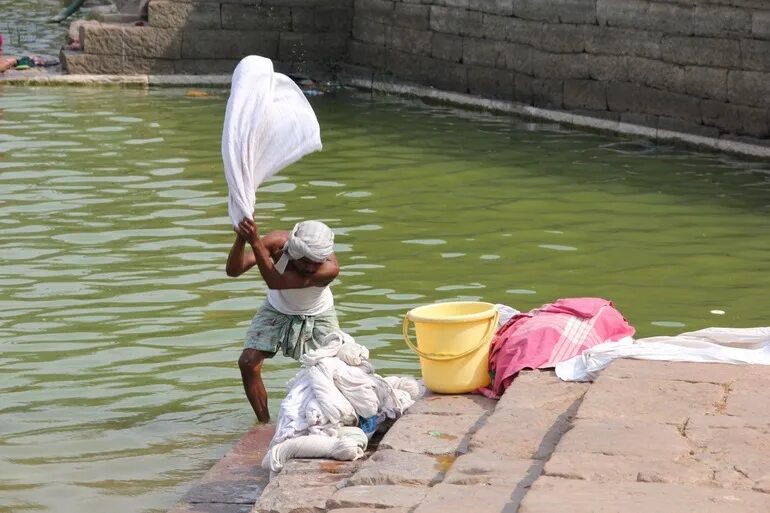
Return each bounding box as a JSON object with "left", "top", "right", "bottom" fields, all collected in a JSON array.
[
  {"left": 428, "top": 430, "right": 457, "bottom": 440},
  {"left": 319, "top": 461, "right": 347, "bottom": 474},
  {"left": 433, "top": 454, "right": 456, "bottom": 472}
]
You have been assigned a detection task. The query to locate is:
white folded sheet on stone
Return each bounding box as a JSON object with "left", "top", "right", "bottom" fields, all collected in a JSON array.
[
  {"left": 264, "top": 330, "right": 422, "bottom": 474},
  {"left": 221, "top": 55, "right": 322, "bottom": 227},
  {"left": 262, "top": 427, "right": 369, "bottom": 473},
  {"left": 556, "top": 327, "right": 770, "bottom": 381}
]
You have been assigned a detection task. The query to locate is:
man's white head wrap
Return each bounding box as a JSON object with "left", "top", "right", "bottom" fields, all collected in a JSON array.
[{"left": 275, "top": 221, "right": 335, "bottom": 274}]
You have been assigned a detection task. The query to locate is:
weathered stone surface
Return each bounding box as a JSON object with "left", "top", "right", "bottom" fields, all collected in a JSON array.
[
  {"left": 469, "top": 0, "right": 513, "bottom": 16},
  {"left": 422, "top": 57, "right": 468, "bottom": 93},
  {"left": 514, "top": 0, "right": 597, "bottom": 24},
  {"left": 393, "top": 2, "right": 430, "bottom": 30},
  {"left": 389, "top": 27, "right": 433, "bottom": 56},
  {"left": 662, "top": 35, "right": 740, "bottom": 68},
  {"left": 563, "top": 79, "right": 607, "bottom": 110},
  {"left": 579, "top": 377, "right": 724, "bottom": 423},
  {"left": 327, "top": 485, "right": 428, "bottom": 510},
  {"left": 279, "top": 32, "right": 348, "bottom": 61},
  {"left": 728, "top": 70, "right": 770, "bottom": 109},
  {"left": 326, "top": 509, "right": 408, "bottom": 513},
  {"left": 429, "top": 6, "right": 483, "bottom": 37},
  {"left": 740, "top": 39, "right": 770, "bottom": 72},
  {"left": 149, "top": 1, "right": 220, "bottom": 29},
  {"left": 514, "top": 73, "right": 534, "bottom": 104},
  {"left": 519, "top": 477, "right": 770, "bottom": 513},
  {"left": 701, "top": 100, "right": 769, "bottom": 137},
  {"left": 470, "top": 407, "right": 570, "bottom": 459},
  {"left": 596, "top": 0, "right": 647, "bottom": 28},
  {"left": 587, "top": 54, "right": 628, "bottom": 81},
  {"left": 556, "top": 418, "right": 691, "bottom": 458},
  {"left": 463, "top": 38, "right": 508, "bottom": 68},
  {"left": 292, "top": 7, "right": 352, "bottom": 32},
  {"left": 505, "top": 17, "right": 543, "bottom": 46},
  {"left": 379, "top": 413, "right": 480, "bottom": 455},
  {"left": 279, "top": 458, "right": 362, "bottom": 477},
  {"left": 702, "top": 99, "right": 743, "bottom": 133},
  {"left": 545, "top": 452, "right": 715, "bottom": 485},
  {"left": 627, "top": 56, "right": 686, "bottom": 94},
  {"left": 349, "top": 40, "right": 386, "bottom": 68},
  {"left": 690, "top": 5, "right": 752, "bottom": 37},
  {"left": 658, "top": 115, "right": 721, "bottom": 138},
  {"left": 683, "top": 65, "right": 729, "bottom": 101},
  {"left": 82, "top": 24, "right": 182, "bottom": 59},
  {"left": 538, "top": 23, "right": 585, "bottom": 53},
  {"left": 174, "top": 59, "right": 238, "bottom": 74},
  {"left": 686, "top": 414, "right": 770, "bottom": 489},
  {"left": 531, "top": 77, "right": 563, "bottom": 108},
  {"left": 501, "top": 43, "right": 532, "bottom": 74},
  {"left": 168, "top": 503, "right": 251, "bottom": 513},
  {"left": 346, "top": 449, "right": 443, "bottom": 486},
  {"left": 468, "top": 66, "right": 514, "bottom": 100},
  {"left": 220, "top": 5, "right": 291, "bottom": 31},
  {"left": 497, "top": 371, "right": 589, "bottom": 414},
  {"left": 584, "top": 26, "right": 662, "bottom": 59},
  {"left": 430, "top": 33, "right": 462, "bottom": 63},
  {"left": 181, "top": 29, "right": 278, "bottom": 60},
  {"left": 722, "top": 378, "right": 770, "bottom": 419},
  {"left": 601, "top": 359, "right": 770, "bottom": 383},
  {"left": 61, "top": 51, "right": 174, "bottom": 74},
  {"left": 530, "top": 50, "right": 588, "bottom": 79},
  {"left": 255, "top": 471, "right": 343, "bottom": 513},
  {"left": 753, "top": 10, "right": 770, "bottom": 40},
  {"left": 412, "top": 483, "right": 516, "bottom": 513},
  {"left": 353, "top": 17, "right": 390, "bottom": 46},
  {"left": 444, "top": 450, "right": 533, "bottom": 487},
  {"left": 355, "top": 0, "right": 394, "bottom": 24}
]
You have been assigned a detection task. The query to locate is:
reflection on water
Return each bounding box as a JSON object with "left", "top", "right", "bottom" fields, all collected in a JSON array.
[{"left": 0, "top": 86, "right": 768, "bottom": 513}]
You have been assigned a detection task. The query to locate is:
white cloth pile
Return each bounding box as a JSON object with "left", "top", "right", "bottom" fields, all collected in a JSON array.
[
  {"left": 222, "top": 55, "right": 322, "bottom": 227},
  {"left": 556, "top": 327, "right": 770, "bottom": 381},
  {"left": 262, "top": 330, "right": 423, "bottom": 473}
]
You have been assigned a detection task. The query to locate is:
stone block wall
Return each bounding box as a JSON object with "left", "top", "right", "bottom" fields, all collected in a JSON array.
[
  {"left": 60, "top": 0, "right": 770, "bottom": 142},
  {"left": 62, "top": 0, "right": 352, "bottom": 76},
  {"left": 350, "top": 0, "right": 770, "bottom": 140}
]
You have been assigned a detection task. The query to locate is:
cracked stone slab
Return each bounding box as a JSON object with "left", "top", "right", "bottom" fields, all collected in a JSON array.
[
  {"left": 254, "top": 472, "right": 347, "bottom": 513},
  {"left": 518, "top": 477, "right": 770, "bottom": 513},
  {"left": 327, "top": 485, "right": 428, "bottom": 510},
  {"left": 278, "top": 458, "right": 362, "bottom": 477},
  {"left": 687, "top": 415, "right": 770, "bottom": 490},
  {"left": 168, "top": 503, "right": 252, "bottom": 513},
  {"left": 496, "top": 370, "right": 589, "bottom": 415},
  {"left": 406, "top": 393, "right": 496, "bottom": 416},
  {"left": 469, "top": 407, "right": 572, "bottom": 459},
  {"left": 412, "top": 483, "right": 517, "bottom": 513},
  {"left": 601, "top": 359, "right": 770, "bottom": 383},
  {"left": 378, "top": 413, "right": 481, "bottom": 455},
  {"left": 555, "top": 418, "right": 692, "bottom": 458},
  {"left": 578, "top": 376, "right": 724, "bottom": 424},
  {"left": 345, "top": 449, "right": 443, "bottom": 486},
  {"left": 443, "top": 450, "right": 534, "bottom": 487},
  {"left": 544, "top": 452, "right": 715, "bottom": 486},
  {"left": 722, "top": 379, "right": 770, "bottom": 420}
]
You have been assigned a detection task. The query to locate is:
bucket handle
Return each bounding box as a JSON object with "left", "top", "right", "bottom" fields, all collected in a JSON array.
[{"left": 402, "top": 310, "right": 500, "bottom": 361}]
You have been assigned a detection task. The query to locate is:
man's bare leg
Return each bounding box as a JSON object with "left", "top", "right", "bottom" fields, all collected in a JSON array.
[{"left": 238, "top": 348, "right": 270, "bottom": 422}]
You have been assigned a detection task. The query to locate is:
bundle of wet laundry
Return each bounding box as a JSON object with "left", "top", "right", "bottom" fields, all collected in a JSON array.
[{"left": 262, "top": 330, "right": 423, "bottom": 475}]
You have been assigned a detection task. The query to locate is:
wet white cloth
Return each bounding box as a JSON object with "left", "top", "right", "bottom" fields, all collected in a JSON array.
[
  {"left": 269, "top": 330, "right": 422, "bottom": 470},
  {"left": 222, "top": 56, "right": 322, "bottom": 227},
  {"left": 262, "top": 427, "right": 368, "bottom": 473},
  {"left": 556, "top": 327, "right": 770, "bottom": 382}
]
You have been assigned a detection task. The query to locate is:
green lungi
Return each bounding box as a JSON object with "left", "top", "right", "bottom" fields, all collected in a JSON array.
[{"left": 244, "top": 301, "right": 339, "bottom": 360}]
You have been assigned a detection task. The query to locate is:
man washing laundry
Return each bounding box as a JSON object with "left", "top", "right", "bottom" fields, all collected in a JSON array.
[{"left": 226, "top": 219, "right": 339, "bottom": 422}]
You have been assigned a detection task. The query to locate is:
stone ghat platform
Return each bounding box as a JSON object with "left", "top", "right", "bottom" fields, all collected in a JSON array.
[{"left": 169, "top": 359, "right": 770, "bottom": 513}]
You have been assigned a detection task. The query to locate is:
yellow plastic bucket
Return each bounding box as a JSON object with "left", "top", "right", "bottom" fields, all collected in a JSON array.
[{"left": 403, "top": 301, "right": 499, "bottom": 394}]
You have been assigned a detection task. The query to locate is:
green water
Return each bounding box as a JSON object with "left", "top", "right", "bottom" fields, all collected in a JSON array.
[{"left": 0, "top": 85, "right": 768, "bottom": 513}]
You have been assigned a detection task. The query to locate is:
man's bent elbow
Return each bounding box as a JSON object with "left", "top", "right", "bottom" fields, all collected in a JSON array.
[{"left": 225, "top": 266, "right": 241, "bottom": 277}]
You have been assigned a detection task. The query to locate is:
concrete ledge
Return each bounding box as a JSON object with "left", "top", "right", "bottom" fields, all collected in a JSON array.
[
  {"left": 339, "top": 73, "right": 770, "bottom": 159},
  {"left": 0, "top": 73, "right": 232, "bottom": 88}
]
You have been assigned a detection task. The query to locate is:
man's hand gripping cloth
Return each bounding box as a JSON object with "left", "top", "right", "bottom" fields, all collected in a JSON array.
[{"left": 222, "top": 55, "right": 322, "bottom": 227}]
